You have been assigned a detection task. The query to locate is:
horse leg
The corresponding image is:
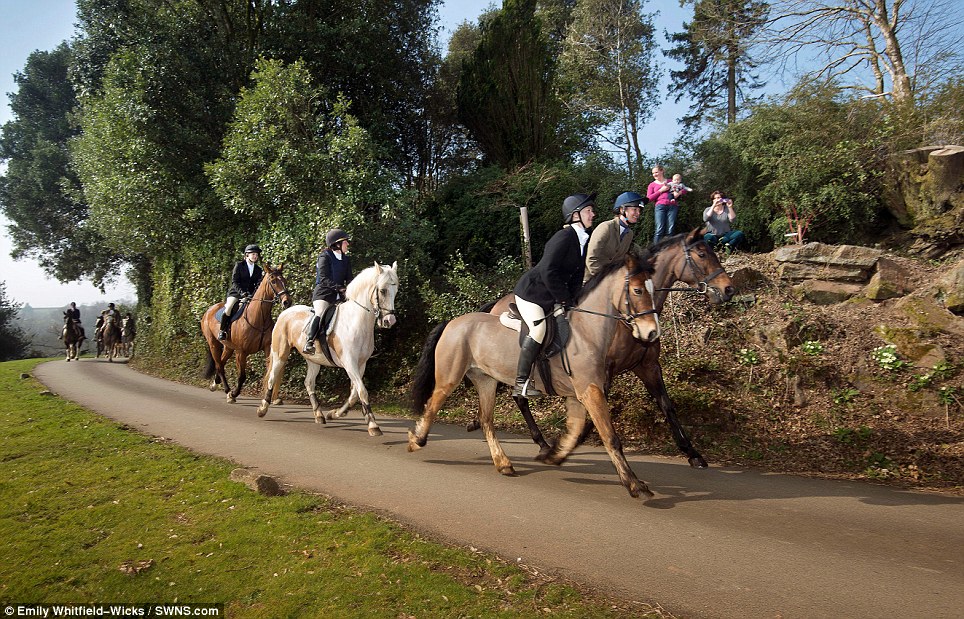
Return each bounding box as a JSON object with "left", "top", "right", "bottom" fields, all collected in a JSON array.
[
  {"left": 304, "top": 361, "right": 326, "bottom": 424},
  {"left": 257, "top": 349, "right": 289, "bottom": 418},
  {"left": 343, "top": 361, "right": 382, "bottom": 436},
  {"left": 543, "top": 397, "right": 590, "bottom": 466},
  {"left": 407, "top": 374, "right": 461, "bottom": 452},
  {"left": 230, "top": 352, "right": 248, "bottom": 402},
  {"left": 512, "top": 396, "right": 554, "bottom": 462},
  {"left": 219, "top": 347, "right": 235, "bottom": 402},
  {"left": 474, "top": 374, "right": 513, "bottom": 475},
  {"left": 581, "top": 383, "right": 652, "bottom": 499},
  {"left": 634, "top": 359, "right": 707, "bottom": 468}
]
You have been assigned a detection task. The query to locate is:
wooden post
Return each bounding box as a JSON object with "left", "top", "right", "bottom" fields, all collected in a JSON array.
[{"left": 519, "top": 206, "right": 532, "bottom": 270}]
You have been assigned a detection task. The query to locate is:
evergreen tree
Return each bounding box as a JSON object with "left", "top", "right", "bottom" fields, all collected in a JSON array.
[{"left": 0, "top": 282, "right": 29, "bottom": 361}]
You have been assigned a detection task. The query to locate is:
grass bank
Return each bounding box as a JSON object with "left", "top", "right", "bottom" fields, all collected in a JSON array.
[{"left": 0, "top": 359, "right": 664, "bottom": 618}]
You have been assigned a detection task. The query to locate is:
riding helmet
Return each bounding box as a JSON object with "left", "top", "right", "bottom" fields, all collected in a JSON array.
[
  {"left": 326, "top": 228, "right": 351, "bottom": 248},
  {"left": 613, "top": 191, "right": 645, "bottom": 212},
  {"left": 244, "top": 244, "right": 262, "bottom": 254},
  {"left": 562, "top": 193, "right": 597, "bottom": 224}
]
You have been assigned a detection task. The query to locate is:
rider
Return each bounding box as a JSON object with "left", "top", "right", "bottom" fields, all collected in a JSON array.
[
  {"left": 61, "top": 302, "right": 86, "bottom": 341},
  {"left": 512, "top": 193, "right": 596, "bottom": 398},
  {"left": 304, "top": 228, "right": 353, "bottom": 354},
  {"left": 218, "top": 244, "right": 264, "bottom": 341},
  {"left": 94, "top": 310, "right": 107, "bottom": 343},
  {"left": 584, "top": 191, "right": 644, "bottom": 282},
  {"left": 123, "top": 312, "right": 137, "bottom": 337}
]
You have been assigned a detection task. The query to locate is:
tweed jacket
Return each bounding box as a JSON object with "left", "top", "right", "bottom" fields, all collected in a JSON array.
[{"left": 584, "top": 217, "right": 634, "bottom": 283}]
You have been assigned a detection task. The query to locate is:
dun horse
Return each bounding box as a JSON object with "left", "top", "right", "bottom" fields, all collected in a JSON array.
[
  {"left": 484, "top": 228, "right": 735, "bottom": 466},
  {"left": 201, "top": 264, "right": 292, "bottom": 402},
  {"left": 257, "top": 262, "right": 399, "bottom": 436},
  {"left": 62, "top": 314, "right": 84, "bottom": 361},
  {"left": 409, "top": 248, "right": 661, "bottom": 498}
]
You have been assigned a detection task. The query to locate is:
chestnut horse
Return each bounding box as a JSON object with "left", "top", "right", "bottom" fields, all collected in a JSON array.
[
  {"left": 256, "top": 262, "right": 399, "bottom": 435},
  {"left": 409, "top": 247, "right": 661, "bottom": 498},
  {"left": 100, "top": 314, "right": 123, "bottom": 362},
  {"left": 484, "top": 228, "right": 735, "bottom": 466},
  {"left": 201, "top": 264, "right": 292, "bottom": 403}
]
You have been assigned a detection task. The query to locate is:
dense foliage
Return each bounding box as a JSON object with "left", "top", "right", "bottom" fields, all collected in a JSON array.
[
  {"left": 0, "top": 0, "right": 961, "bottom": 384},
  {"left": 0, "top": 283, "right": 29, "bottom": 362}
]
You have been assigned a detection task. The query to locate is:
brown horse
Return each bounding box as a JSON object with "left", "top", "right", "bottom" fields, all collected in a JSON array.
[
  {"left": 409, "top": 247, "right": 661, "bottom": 498},
  {"left": 100, "top": 314, "right": 123, "bottom": 362},
  {"left": 484, "top": 228, "right": 735, "bottom": 466},
  {"left": 62, "top": 314, "right": 84, "bottom": 361},
  {"left": 201, "top": 264, "right": 292, "bottom": 403}
]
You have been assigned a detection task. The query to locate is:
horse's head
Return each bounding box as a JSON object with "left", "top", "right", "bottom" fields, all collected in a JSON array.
[
  {"left": 620, "top": 249, "right": 660, "bottom": 343},
  {"left": 263, "top": 263, "right": 293, "bottom": 308},
  {"left": 672, "top": 228, "right": 735, "bottom": 304},
  {"left": 372, "top": 261, "right": 399, "bottom": 329}
]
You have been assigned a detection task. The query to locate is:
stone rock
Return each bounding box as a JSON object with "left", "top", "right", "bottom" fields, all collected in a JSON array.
[
  {"left": 773, "top": 242, "right": 882, "bottom": 268},
  {"left": 865, "top": 257, "right": 912, "bottom": 300},
  {"left": 20, "top": 373, "right": 30, "bottom": 379},
  {"left": 922, "top": 146, "right": 964, "bottom": 214},
  {"left": 778, "top": 262, "right": 869, "bottom": 282},
  {"left": 872, "top": 326, "right": 947, "bottom": 369},
  {"left": 748, "top": 321, "right": 790, "bottom": 356},
  {"left": 937, "top": 257, "right": 964, "bottom": 315},
  {"left": 792, "top": 280, "right": 864, "bottom": 305},
  {"left": 895, "top": 295, "right": 964, "bottom": 338},
  {"left": 728, "top": 265, "right": 766, "bottom": 290},
  {"left": 230, "top": 468, "right": 285, "bottom": 496}
]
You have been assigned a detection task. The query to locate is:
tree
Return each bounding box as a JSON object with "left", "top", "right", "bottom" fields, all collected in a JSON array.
[
  {"left": 457, "top": 0, "right": 563, "bottom": 168},
  {"left": 765, "top": 0, "right": 964, "bottom": 105},
  {"left": 0, "top": 44, "right": 122, "bottom": 289},
  {"left": 560, "top": 0, "right": 659, "bottom": 179},
  {"left": 665, "top": 0, "right": 769, "bottom": 128},
  {"left": 0, "top": 282, "right": 30, "bottom": 361}
]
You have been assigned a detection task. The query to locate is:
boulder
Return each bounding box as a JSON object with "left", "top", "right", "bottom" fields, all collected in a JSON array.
[
  {"left": 937, "top": 257, "right": 964, "bottom": 315},
  {"left": 779, "top": 262, "right": 869, "bottom": 282},
  {"left": 792, "top": 280, "right": 864, "bottom": 305},
  {"left": 872, "top": 326, "right": 947, "bottom": 369},
  {"left": 230, "top": 468, "right": 285, "bottom": 496},
  {"left": 773, "top": 243, "right": 882, "bottom": 268},
  {"left": 865, "top": 257, "right": 912, "bottom": 300},
  {"left": 895, "top": 296, "right": 964, "bottom": 338}
]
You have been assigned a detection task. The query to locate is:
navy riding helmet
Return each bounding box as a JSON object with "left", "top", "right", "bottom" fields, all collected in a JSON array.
[{"left": 613, "top": 191, "right": 645, "bottom": 212}]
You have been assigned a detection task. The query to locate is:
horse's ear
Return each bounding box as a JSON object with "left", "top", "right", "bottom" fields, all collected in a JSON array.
[
  {"left": 688, "top": 227, "right": 704, "bottom": 244},
  {"left": 391, "top": 261, "right": 398, "bottom": 271},
  {"left": 373, "top": 261, "right": 382, "bottom": 274}
]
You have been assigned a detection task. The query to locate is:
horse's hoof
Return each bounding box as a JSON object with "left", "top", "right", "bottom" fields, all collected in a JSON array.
[
  {"left": 498, "top": 465, "right": 516, "bottom": 476},
  {"left": 208, "top": 384, "right": 217, "bottom": 392},
  {"left": 466, "top": 420, "right": 481, "bottom": 432},
  {"left": 543, "top": 451, "right": 566, "bottom": 466},
  {"left": 689, "top": 455, "right": 708, "bottom": 469},
  {"left": 313, "top": 414, "right": 327, "bottom": 425},
  {"left": 333, "top": 410, "right": 348, "bottom": 419},
  {"left": 406, "top": 430, "right": 423, "bottom": 452},
  {"left": 534, "top": 445, "right": 554, "bottom": 462},
  {"left": 226, "top": 395, "right": 236, "bottom": 404},
  {"left": 271, "top": 398, "right": 283, "bottom": 405},
  {"left": 257, "top": 404, "right": 268, "bottom": 418},
  {"left": 368, "top": 427, "right": 383, "bottom": 437}
]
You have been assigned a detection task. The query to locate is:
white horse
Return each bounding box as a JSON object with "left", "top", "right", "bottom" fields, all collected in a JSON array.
[{"left": 256, "top": 261, "right": 399, "bottom": 436}]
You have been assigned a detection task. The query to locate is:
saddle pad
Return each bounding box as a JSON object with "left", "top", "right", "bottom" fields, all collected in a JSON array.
[{"left": 214, "top": 299, "right": 249, "bottom": 323}]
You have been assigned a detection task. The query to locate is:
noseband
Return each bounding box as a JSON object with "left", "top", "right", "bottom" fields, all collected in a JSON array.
[
  {"left": 351, "top": 277, "right": 397, "bottom": 326},
  {"left": 569, "top": 269, "right": 659, "bottom": 329}
]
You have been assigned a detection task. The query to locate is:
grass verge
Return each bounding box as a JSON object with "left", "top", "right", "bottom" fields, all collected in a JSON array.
[{"left": 0, "top": 359, "right": 666, "bottom": 618}]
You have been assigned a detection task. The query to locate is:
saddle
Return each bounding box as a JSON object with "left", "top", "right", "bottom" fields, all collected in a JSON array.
[
  {"left": 501, "top": 303, "right": 571, "bottom": 397},
  {"left": 214, "top": 298, "right": 251, "bottom": 324},
  {"left": 302, "top": 304, "right": 339, "bottom": 365}
]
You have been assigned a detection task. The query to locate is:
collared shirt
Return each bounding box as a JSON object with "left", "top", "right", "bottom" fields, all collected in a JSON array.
[
  {"left": 572, "top": 223, "right": 590, "bottom": 254},
  {"left": 247, "top": 261, "right": 256, "bottom": 278}
]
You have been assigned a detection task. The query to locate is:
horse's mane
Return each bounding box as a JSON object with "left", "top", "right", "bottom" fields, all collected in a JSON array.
[
  {"left": 649, "top": 232, "right": 688, "bottom": 254},
  {"left": 345, "top": 263, "right": 397, "bottom": 298},
  {"left": 576, "top": 245, "right": 655, "bottom": 304}
]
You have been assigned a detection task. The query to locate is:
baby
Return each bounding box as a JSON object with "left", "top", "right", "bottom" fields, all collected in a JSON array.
[{"left": 667, "top": 173, "right": 693, "bottom": 197}]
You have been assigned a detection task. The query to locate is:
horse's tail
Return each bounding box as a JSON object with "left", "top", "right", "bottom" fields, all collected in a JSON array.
[
  {"left": 203, "top": 346, "right": 216, "bottom": 379},
  {"left": 412, "top": 321, "right": 449, "bottom": 414}
]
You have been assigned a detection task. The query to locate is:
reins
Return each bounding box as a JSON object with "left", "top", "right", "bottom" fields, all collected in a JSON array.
[
  {"left": 654, "top": 239, "right": 727, "bottom": 295},
  {"left": 239, "top": 270, "right": 290, "bottom": 349},
  {"left": 568, "top": 271, "right": 658, "bottom": 328},
  {"left": 348, "top": 274, "right": 397, "bottom": 326}
]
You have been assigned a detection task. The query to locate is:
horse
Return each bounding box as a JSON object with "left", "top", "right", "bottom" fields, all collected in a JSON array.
[
  {"left": 256, "top": 262, "right": 399, "bottom": 436},
  {"left": 120, "top": 317, "right": 135, "bottom": 357},
  {"left": 100, "top": 314, "right": 123, "bottom": 362},
  {"left": 201, "top": 263, "right": 293, "bottom": 403},
  {"left": 483, "top": 228, "right": 735, "bottom": 466},
  {"left": 409, "top": 247, "right": 661, "bottom": 498},
  {"left": 62, "top": 314, "right": 84, "bottom": 361}
]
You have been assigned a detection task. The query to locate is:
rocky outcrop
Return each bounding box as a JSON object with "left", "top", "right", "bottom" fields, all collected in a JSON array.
[
  {"left": 936, "top": 258, "right": 964, "bottom": 315},
  {"left": 884, "top": 145, "right": 964, "bottom": 257}
]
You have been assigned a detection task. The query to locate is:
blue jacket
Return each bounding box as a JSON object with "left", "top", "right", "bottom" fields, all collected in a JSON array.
[{"left": 313, "top": 250, "right": 353, "bottom": 302}]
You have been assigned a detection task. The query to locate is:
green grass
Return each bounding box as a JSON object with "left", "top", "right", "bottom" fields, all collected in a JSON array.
[{"left": 0, "top": 360, "right": 663, "bottom": 618}]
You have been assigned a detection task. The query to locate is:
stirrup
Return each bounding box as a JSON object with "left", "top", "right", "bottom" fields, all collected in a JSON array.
[
  {"left": 217, "top": 330, "right": 227, "bottom": 341},
  {"left": 513, "top": 378, "right": 544, "bottom": 398},
  {"left": 303, "top": 341, "right": 315, "bottom": 354}
]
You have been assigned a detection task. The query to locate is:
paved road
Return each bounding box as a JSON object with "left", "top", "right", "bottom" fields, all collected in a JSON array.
[{"left": 35, "top": 359, "right": 964, "bottom": 619}]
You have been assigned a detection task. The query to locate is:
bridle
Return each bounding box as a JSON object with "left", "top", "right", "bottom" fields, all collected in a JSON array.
[
  {"left": 569, "top": 268, "right": 659, "bottom": 331},
  {"left": 350, "top": 274, "right": 397, "bottom": 327},
  {"left": 656, "top": 238, "right": 728, "bottom": 295},
  {"left": 251, "top": 270, "right": 291, "bottom": 307}
]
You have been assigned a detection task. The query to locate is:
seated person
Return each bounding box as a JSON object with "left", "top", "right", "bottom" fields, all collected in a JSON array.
[{"left": 703, "top": 190, "right": 746, "bottom": 250}]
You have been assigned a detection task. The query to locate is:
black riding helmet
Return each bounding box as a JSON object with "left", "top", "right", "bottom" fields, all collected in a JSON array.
[
  {"left": 562, "top": 193, "right": 597, "bottom": 224},
  {"left": 326, "top": 228, "right": 351, "bottom": 248},
  {"left": 244, "top": 244, "right": 262, "bottom": 255}
]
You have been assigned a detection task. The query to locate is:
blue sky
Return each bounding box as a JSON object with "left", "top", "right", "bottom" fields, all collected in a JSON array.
[{"left": 0, "top": 0, "right": 693, "bottom": 307}]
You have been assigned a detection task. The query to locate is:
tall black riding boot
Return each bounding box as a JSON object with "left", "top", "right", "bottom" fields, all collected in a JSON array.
[
  {"left": 218, "top": 311, "right": 231, "bottom": 341},
  {"left": 304, "top": 315, "right": 321, "bottom": 354},
  {"left": 513, "top": 335, "right": 545, "bottom": 398}
]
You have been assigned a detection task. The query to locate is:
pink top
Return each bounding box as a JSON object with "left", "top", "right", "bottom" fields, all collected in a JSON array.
[{"left": 647, "top": 180, "right": 676, "bottom": 206}]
